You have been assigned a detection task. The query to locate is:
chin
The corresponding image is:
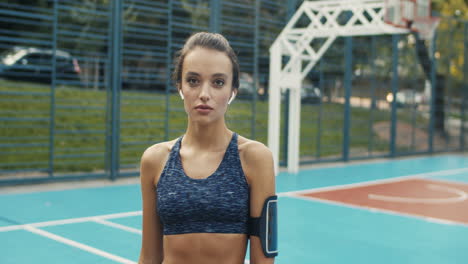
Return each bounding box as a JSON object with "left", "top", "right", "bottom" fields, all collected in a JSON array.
[{"left": 189, "top": 114, "right": 223, "bottom": 125}]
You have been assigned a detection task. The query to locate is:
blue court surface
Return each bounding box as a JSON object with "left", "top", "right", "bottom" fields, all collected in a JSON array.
[{"left": 1, "top": 154, "right": 467, "bottom": 264}]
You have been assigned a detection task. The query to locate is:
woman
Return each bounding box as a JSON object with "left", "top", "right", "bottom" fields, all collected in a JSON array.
[{"left": 138, "top": 32, "right": 277, "bottom": 264}]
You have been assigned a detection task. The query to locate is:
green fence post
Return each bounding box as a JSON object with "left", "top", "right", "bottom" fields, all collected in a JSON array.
[
  {"left": 428, "top": 30, "right": 438, "bottom": 153},
  {"left": 287, "top": 0, "right": 298, "bottom": 20},
  {"left": 390, "top": 34, "right": 399, "bottom": 157},
  {"left": 316, "top": 59, "right": 323, "bottom": 159},
  {"left": 48, "top": 0, "right": 58, "bottom": 178},
  {"left": 252, "top": 0, "right": 260, "bottom": 140},
  {"left": 108, "top": 0, "right": 122, "bottom": 180},
  {"left": 343, "top": 37, "right": 353, "bottom": 161},
  {"left": 165, "top": 0, "right": 173, "bottom": 141},
  {"left": 368, "top": 36, "right": 377, "bottom": 155},
  {"left": 210, "top": 0, "right": 221, "bottom": 33},
  {"left": 462, "top": 22, "right": 468, "bottom": 150}
]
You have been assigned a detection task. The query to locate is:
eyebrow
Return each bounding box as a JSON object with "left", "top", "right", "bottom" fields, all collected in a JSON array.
[
  {"left": 185, "top": 72, "right": 200, "bottom": 77},
  {"left": 212, "top": 73, "right": 228, "bottom": 78},
  {"left": 185, "top": 72, "right": 228, "bottom": 78}
]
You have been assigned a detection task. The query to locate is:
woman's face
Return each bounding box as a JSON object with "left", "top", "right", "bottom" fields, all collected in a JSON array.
[{"left": 179, "top": 47, "right": 235, "bottom": 124}]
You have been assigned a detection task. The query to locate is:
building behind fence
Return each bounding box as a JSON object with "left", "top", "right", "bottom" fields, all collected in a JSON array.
[{"left": 0, "top": 0, "right": 466, "bottom": 185}]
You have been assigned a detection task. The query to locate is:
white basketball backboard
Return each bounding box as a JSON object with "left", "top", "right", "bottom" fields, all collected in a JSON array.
[
  {"left": 385, "top": 0, "right": 438, "bottom": 40},
  {"left": 385, "top": 0, "right": 432, "bottom": 28}
]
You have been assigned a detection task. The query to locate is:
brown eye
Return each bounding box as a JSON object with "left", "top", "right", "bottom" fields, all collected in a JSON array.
[
  {"left": 187, "top": 78, "right": 199, "bottom": 86},
  {"left": 214, "top": 79, "right": 225, "bottom": 87}
]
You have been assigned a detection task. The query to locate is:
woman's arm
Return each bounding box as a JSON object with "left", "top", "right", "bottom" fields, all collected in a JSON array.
[
  {"left": 243, "top": 142, "right": 276, "bottom": 264},
  {"left": 138, "top": 146, "right": 165, "bottom": 264}
]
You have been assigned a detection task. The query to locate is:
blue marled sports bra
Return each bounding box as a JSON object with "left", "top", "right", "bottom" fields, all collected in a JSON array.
[{"left": 156, "top": 133, "right": 250, "bottom": 235}]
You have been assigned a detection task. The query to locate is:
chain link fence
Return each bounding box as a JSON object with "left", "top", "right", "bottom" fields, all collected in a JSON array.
[{"left": 0, "top": 0, "right": 466, "bottom": 185}]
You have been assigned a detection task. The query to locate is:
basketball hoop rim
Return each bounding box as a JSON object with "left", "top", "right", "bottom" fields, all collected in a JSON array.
[
  {"left": 384, "top": 17, "right": 440, "bottom": 29},
  {"left": 384, "top": 21, "right": 410, "bottom": 30},
  {"left": 410, "top": 16, "right": 440, "bottom": 41},
  {"left": 412, "top": 16, "right": 440, "bottom": 24},
  {"left": 410, "top": 16, "right": 440, "bottom": 33}
]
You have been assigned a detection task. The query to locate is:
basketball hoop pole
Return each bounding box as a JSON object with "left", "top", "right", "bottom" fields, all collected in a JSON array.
[
  {"left": 268, "top": 0, "right": 441, "bottom": 173},
  {"left": 268, "top": 0, "right": 410, "bottom": 173},
  {"left": 412, "top": 17, "right": 440, "bottom": 54}
]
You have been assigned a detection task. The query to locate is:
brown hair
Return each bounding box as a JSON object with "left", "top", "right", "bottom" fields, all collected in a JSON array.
[{"left": 172, "top": 32, "right": 240, "bottom": 90}]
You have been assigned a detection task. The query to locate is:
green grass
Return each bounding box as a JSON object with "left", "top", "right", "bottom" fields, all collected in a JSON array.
[
  {"left": 449, "top": 112, "right": 463, "bottom": 120},
  {"left": 0, "top": 79, "right": 429, "bottom": 174},
  {"left": 299, "top": 102, "right": 392, "bottom": 158}
]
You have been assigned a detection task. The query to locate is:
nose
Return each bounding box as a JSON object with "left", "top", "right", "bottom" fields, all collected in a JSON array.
[{"left": 199, "top": 81, "right": 211, "bottom": 102}]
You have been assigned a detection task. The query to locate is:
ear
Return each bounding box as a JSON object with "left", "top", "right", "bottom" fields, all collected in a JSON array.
[
  {"left": 228, "top": 90, "right": 237, "bottom": 105},
  {"left": 179, "top": 89, "right": 184, "bottom": 100}
]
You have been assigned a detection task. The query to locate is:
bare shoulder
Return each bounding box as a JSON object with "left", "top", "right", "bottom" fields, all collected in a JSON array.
[
  {"left": 237, "top": 135, "right": 274, "bottom": 184},
  {"left": 141, "top": 139, "right": 176, "bottom": 162},
  {"left": 238, "top": 135, "right": 273, "bottom": 164},
  {"left": 140, "top": 138, "right": 178, "bottom": 186}
]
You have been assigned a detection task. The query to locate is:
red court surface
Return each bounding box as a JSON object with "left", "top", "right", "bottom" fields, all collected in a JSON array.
[{"left": 300, "top": 178, "right": 468, "bottom": 225}]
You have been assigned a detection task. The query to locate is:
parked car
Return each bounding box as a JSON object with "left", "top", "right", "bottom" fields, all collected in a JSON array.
[
  {"left": 238, "top": 72, "right": 255, "bottom": 97},
  {"left": 386, "top": 90, "right": 423, "bottom": 107},
  {"left": 301, "top": 85, "right": 322, "bottom": 104},
  {"left": 0, "top": 46, "right": 81, "bottom": 84}
]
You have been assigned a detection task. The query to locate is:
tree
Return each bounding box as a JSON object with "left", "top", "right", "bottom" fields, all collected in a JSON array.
[
  {"left": 433, "top": 0, "right": 467, "bottom": 82},
  {"left": 413, "top": 0, "right": 467, "bottom": 136}
]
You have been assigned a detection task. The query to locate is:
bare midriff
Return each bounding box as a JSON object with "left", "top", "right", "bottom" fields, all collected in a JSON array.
[{"left": 162, "top": 233, "right": 248, "bottom": 264}]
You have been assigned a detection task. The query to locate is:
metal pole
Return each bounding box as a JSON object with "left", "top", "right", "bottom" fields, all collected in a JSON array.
[
  {"left": 443, "top": 25, "right": 457, "bottom": 149},
  {"left": 110, "top": 0, "right": 122, "bottom": 180},
  {"left": 316, "top": 59, "right": 323, "bottom": 159},
  {"left": 368, "top": 36, "right": 377, "bottom": 155},
  {"left": 462, "top": 22, "right": 468, "bottom": 151},
  {"left": 105, "top": 1, "right": 112, "bottom": 177},
  {"left": 429, "top": 31, "right": 438, "bottom": 153},
  {"left": 48, "top": 0, "right": 58, "bottom": 178},
  {"left": 105, "top": 0, "right": 114, "bottom": 178},
  {"left": 287, "top": 0, "right": 298, "bottom": 20},
  {"left": 210, "top": 0, "right": 221, "bottom": 33},
  {"left": 283, "top": 90, "right": 290, "bottom": 166},
  {"left": 390, "top": 34, "right": 399, "bottom": 157},
  {"left": 343, "top": 37, "right": 353, "bottom": 161},
  {"left": 165, "top": 0, "right": 173, "bottom": 141},
  {"left": 251, "top": 0, "right": 260, "bottom": 140},
  {"left": 268, "top": 42, "right": 282, "bottom": 174}
]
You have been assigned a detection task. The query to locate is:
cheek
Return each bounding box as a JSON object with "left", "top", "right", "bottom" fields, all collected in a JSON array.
[
  {"left": 182, "top": 88, "right": 198, "bottom": 100},
  {"left": 217, "top": 92, "right": 232, "bottom": 105}
]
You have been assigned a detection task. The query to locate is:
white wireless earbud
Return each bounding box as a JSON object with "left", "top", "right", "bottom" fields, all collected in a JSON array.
[
  {"left": 179, "top": 90, "right": 184, "bottom": 100},
  {"left": 228, "top": 91, "right": 236, "bottom": 105}
]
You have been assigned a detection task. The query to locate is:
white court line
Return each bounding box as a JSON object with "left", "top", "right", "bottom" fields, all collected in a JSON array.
[
  {"left": 2, "top": 168, "right": 467, "bottom": 232},
  {"left": 9, "top": 218, "right": 250, "bottom": 264},
  {"left": 0, "top": 167, "right": 464, "bottom": 262},
  {"left": 291, "top": 194, "right": 468, "bottom": 227},
  {"left": 92, "top": 218, "right": 142, "bottom": 235},
  {"left": 278, "top": 167, "right": 468, "bottom": 197},
  {"left": 283, "top": 167, "right": 468, "bottom": 227},
  {"left": 2, "top": 217, "right": 251, "bottom": 264},
  {"left": 0, "top": 211, "right": 141, "bottom": 232},
  {"left": 368, "top": 184, "right": 468, "bottom": 204},
  {"left": 23, "top": 225, "right": 136, "bottom": 264}
]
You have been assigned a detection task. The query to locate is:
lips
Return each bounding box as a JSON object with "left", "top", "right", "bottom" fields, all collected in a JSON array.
[{"left": 195, "top": 104, "right": 213, "bottom": 110}]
